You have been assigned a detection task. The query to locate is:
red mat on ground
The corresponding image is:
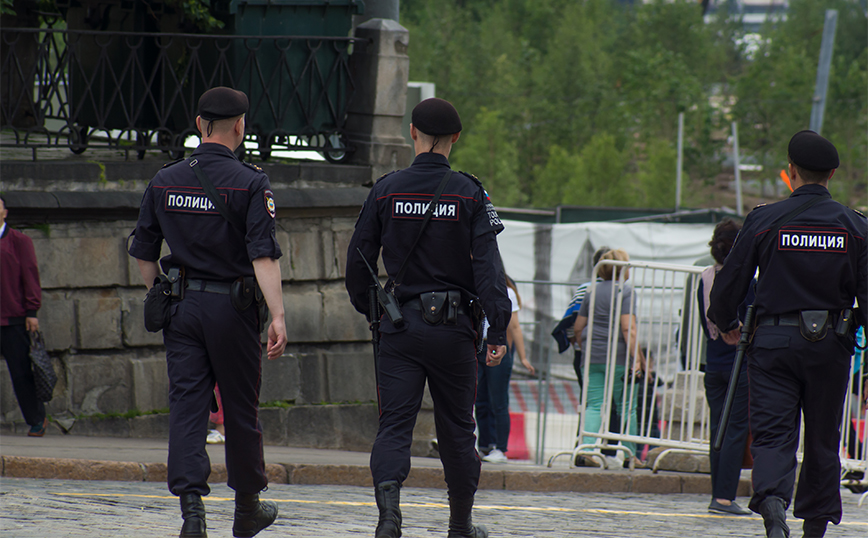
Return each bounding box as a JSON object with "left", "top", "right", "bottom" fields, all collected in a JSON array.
[{"left": 507, "top": 412, "right": 530, "bottom": 460}]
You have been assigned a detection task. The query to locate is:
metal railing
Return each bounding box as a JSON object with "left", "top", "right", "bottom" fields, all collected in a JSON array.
[
  {"left": 509, "top": 263, "right": 868, "bottom": 494},
  {"left": 1, "top": 27, "right": 362, "bottom": 161}
]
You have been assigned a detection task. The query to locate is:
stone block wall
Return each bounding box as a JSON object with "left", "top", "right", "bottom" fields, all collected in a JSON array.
[{"left": 0, "top": 210, "right": 435, "bottom": 453}]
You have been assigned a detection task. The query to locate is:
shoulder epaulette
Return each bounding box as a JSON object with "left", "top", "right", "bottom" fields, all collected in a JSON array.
[
  {"left": 753, "top": 203, "right": 767, "bottom": 209},
  {"left": 852, "top": 207, "right": 866, "bottom": 219},
  {"left": 243, "top": 161, "right": 265, "bottom": 173},
  {"left": 457, "top": 170, "right": 483, "bottom": 188},
  {"left": 374, "top": 170, "right": 398, "bottom": 184},
  {"left": 161, "top": 158, "right": 185, "bottom": 169}
]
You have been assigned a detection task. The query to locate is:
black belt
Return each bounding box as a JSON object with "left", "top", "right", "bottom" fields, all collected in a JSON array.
[
  {"left": 185, "top": 279, "right": 231, "bottom": 295},
  {"left": 756, "top": 313, "right": 834, "bottom": 328},
  {"left": 402, "top": 297, "right": 469, "bottom": 316}
]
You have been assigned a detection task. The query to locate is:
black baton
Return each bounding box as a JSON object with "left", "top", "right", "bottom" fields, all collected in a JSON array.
[
  {"left": 713, "top": 304, "right": 755, "bottom": 452},
  {"left": 368, "top": 285, "right": 381, "bottom": 411}
]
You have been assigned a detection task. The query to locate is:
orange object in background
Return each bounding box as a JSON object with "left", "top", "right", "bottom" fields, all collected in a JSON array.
[{"left": 780, "top": 170, "right": 793, "bottom": 192}]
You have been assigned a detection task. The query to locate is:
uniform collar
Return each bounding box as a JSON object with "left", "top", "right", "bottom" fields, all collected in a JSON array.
[
  {"left": 411, "top": 152, "right": 451, "bottom": 167},
  {"left": 790, "top": 183, "right": 830, "bottom": 198},
  {"left": 191, "top": 142, "right": 240, "bottom": 161}
]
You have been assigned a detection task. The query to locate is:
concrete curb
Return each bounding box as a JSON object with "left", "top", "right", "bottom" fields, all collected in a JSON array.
[{"left": 0, "top": 456, "right": 752, "bottom": 495}]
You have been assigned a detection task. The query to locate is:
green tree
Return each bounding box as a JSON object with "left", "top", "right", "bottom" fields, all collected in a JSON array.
[
  {"left": 636, "top": 138, "right": 678, "bottom": 209},
  {"left": 450, "top": 108, "right": 523, "bottom": 207}
]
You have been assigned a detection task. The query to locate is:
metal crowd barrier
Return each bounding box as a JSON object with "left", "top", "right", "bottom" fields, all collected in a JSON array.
[{"left": 513, "top": 259, "right": 868, "bottom": 496}]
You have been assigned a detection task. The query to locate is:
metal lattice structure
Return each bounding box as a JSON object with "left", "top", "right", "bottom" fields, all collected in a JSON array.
[{"left": 1, "top": 27, "right": 362, "bottom": 161}]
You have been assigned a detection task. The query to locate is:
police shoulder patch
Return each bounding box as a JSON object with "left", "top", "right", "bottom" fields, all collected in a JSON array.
[
  {"left": 243, "top": 161, "right": 265, "bottom": 173},
  {"left": 161, "top": 157, "right": 185, "bottom": 169},
  {"left": 264, "top": 189, "right": 276, "bottom": 219}
]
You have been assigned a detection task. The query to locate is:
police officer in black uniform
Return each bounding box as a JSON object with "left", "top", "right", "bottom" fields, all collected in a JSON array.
[
  {"left": 345, "top": 98, "right": 512, "bottom": 538},
  {"left": 709, "top": 130, "right": 867, "bottom": 538},
  {"left": 129, "top": 87, "right": 287, "bottom": 538}
]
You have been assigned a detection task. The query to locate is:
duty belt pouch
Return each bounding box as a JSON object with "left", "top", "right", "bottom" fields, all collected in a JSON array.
[
  {"left": 144, "top": 275, "right": 172, "bottom": 332},
  {"left": 230, "top": 276, "right": 257, "bottom": 312},
  {"left": 421, "top": 292, "right": 449, "bottom": 325},
  {"left": 167, "top": 266, "right": 184, "bottom": 300},
  {"left": 799, "top": 310, "right": 829, "bottom": 342},
  {"left": 445, "top": 290, "right": 462, "bottom": 325}
]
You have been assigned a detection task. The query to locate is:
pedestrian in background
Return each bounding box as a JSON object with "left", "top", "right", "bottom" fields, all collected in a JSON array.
[
  {"left": 709, "top": 130, "right": 867, "bottom": 538},
  {"left": 346, "top": 97, "right": 511, "bottom": 538},
  {"left": 0, "top": 195, "right": 48, "bottom": 437},
  {"left": 129, "top": 87, "right": 287, "bottom": 538},
  {"left": 573, "top": 249, "right": 646, "bottom": 468},
  {"left": 477, "top": 274, "right": 534, "bottom": 464},
  {"left": 698, "top": 219, "right": 755, "bottom": 516}
]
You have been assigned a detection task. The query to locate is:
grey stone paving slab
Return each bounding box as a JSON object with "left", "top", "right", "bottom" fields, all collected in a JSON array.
[{"left": 1, "top": 478, "right": 867, "bottom": 537}]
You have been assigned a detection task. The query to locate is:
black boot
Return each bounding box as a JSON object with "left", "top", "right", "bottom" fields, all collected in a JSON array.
[
  {"left": 802, "top": 519, "right": 828, "bottom": 538},
  {"left": 447, "top": 496, "right": 488, "bottom": 538},
  {"left": 374, "top": 480, "right": 402, "bottom": 538},
  {"left": 759, "top": 496, "right": 789, "bottom": 538},
  {"left": 179, "top": 493, "right": 207, "bottom": 538},
  {"left": 232, "top": 492, "right": 278, "bottom": 538}
]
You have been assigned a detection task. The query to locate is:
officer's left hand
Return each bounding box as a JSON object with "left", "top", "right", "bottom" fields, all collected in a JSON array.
[
  {"left": 266, "top": 315, "right": 287, "bottom": 360},
  {"left": 486, "top": 344, "right": 506, "bottom": 366},
  {"left": 25, "top": 317, "right": 39, "bottom": 333}
]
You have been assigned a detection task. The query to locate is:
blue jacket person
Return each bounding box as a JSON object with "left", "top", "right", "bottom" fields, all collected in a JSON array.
[
  {"left": 708, "top": 130, "right": 867, "bottom": 538},
  {"left": 345, "top": 98, "right": 512, "bottom": 538},
  {"left": 129, "top": 87, "right": 287, "bottom": 538}
]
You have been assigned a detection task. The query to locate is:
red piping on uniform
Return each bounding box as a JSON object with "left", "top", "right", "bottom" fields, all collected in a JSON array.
[{"left": 376, "top": 192, "right": 477, "bottom": 202}]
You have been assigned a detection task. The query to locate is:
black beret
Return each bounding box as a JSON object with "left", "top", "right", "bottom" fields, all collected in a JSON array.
[
  {"left": 411, "top": 98, "right": 462, "bottom": 136},
  {"left": 198, "top": 87, "right": 249, "bottom": 121},
  {"left": 787, "top": 130, "right": 839, "bottom": 171}
]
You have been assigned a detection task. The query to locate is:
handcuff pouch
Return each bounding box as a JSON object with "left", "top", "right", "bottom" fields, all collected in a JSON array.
[
  {"left": 421, "top": 291, "right": 448, "bottom": 325},
  {"left": 799, "top": 310, "right": 829, "bottom": 342}
]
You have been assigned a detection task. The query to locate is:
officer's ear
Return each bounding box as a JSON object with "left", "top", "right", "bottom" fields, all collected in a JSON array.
[
  {"left": 195, "top": 116, "right": 203, "bottom": 136},
  {"left": 410, "top": 124, "right": 418, "bottom": 142},
  {"left": 451, "top": 132, "right": 460, "bottom": 144},
  {"left": 235, "top": 116, "right": 245, "bottom": 137}
]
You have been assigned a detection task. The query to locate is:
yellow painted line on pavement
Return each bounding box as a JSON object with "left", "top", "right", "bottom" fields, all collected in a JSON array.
[{"left": 49, "top": 493, "right": 868, "bottom": 528}]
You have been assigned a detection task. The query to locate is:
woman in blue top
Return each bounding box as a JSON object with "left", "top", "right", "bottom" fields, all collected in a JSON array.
[{"left": 699, "top": 218, "right": 756, "bottom": 515}]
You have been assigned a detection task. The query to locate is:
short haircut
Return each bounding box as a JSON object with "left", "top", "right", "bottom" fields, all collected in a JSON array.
[
  {"left": 709, "top": 218, "right": 741, "bottom": 265},
  {"left": 788, "top": 156, "right": 832, "bottom": 184},
  {"left": 598, "top": 249, "right": 629, "bottom": 281},
  {"left": 203, "top": 114, "right": 244, "bottom": 137}
]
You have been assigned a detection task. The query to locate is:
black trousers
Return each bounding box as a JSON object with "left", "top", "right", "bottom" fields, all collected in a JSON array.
[
  {"left": 747, "top": 325, "right": 851, "bottom": 524},
  {"left": 371, "top": 308, "right": 481, "bottom": 499},
  {"left": 163, "top": 290, "right": 267, "bottom": 497},
  {"left": 705, "top": 368, "right": 749, "bottom": 501},
  {"left": 0, "top": 323, "right": 45, "bottom": 427}
]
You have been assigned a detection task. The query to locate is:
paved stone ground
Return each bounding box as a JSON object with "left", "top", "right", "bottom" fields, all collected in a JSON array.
[{"left": 2, "top": 478, "right": 867, "bottom": 537}]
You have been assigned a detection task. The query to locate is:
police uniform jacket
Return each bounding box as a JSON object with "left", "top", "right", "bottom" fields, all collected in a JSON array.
[
  {"left": 708, "top": 183, "right": 867, "bottom": 331},
  {"left": 345, "top": 152, "right": 512, "bottom": 345},
  {"left": 129, "top": 143, "right": 281, "bottom": 277}
]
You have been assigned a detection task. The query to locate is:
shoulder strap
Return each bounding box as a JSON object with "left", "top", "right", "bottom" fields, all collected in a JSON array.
[
  {"left": 762, "top": 194, "right": 829, "bottom": 246},
  {"left": 189, "top": 158, "right": 246, "bottom": 232},
  {"left": 390, "top": 169, "right": 453, "bottom": 292}
]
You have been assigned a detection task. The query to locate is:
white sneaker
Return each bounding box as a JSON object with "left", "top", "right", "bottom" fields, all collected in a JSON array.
[
  {"left": 206, "top": 430, "right": 225, "bottom": 444},
  {"left": 604, "top": 453, "right": 625, "bottom": 469},
  {"left": 483, "top": 449, "right": 508, "bottom": 463}
]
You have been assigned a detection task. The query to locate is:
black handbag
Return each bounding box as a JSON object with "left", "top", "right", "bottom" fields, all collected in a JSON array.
[
  {"left": 29, "top": 331, "right": 57, "bottom": 402},
  {"left": 144, "top": 275, "right": 173, "bottom": 332}
]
